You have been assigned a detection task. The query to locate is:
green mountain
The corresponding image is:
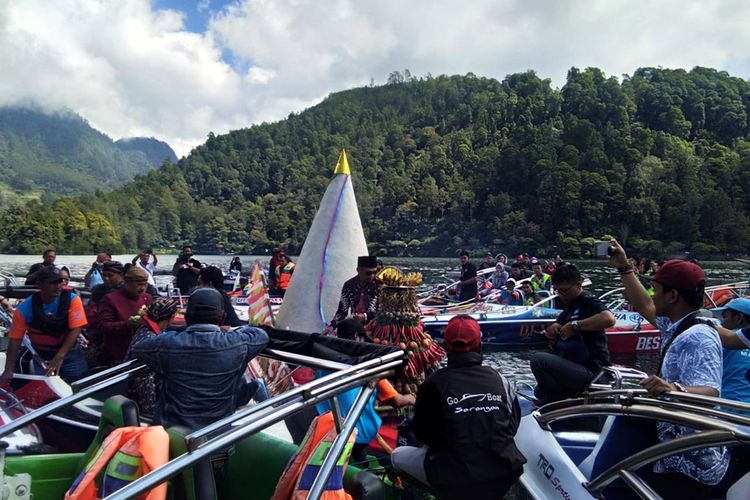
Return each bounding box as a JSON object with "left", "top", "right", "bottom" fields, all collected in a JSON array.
[
  {"left": 0, "top": 106, "right": 176, "bottom": 197},
  {"left": 1, "top": 67, "right": 750, "bottom": 257},
  {"left": 114, "top": 137, "right": 178, "bottom": 167}
]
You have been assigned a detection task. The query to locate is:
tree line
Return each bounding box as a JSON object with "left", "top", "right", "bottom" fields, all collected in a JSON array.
[{"left": 2, "top": 66, "right": 750, "bottom": 258}]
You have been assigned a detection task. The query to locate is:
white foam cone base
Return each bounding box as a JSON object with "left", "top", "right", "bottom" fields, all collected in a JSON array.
[{"left": 275, "top": 173, "right": 368, "bottom": 333}]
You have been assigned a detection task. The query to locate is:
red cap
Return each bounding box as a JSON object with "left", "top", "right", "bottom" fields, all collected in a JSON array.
[
  {"left": 443, "top": 316, "right": 481, "bottom": 352},
  {"left": 652, "top": 260, "right": 705, "bottom": 291}
]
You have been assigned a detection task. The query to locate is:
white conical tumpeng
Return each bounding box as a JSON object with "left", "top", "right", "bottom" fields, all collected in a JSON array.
[{"left": 274, "top": 150, "right": 369, "bottom": 333}]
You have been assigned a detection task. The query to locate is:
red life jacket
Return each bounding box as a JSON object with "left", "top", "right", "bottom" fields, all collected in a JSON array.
[{"left": 27, "top": 290, "right": 72, "bottom": 351}]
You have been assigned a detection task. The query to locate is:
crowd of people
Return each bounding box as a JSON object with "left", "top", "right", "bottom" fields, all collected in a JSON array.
[
  {"left": 456, "top": 250, "right": 559, "bottom": 305},
  {"left": 2, "top": 247, "right": 268, "bottom": 426},
  {"left": 2, "top": 244, "right": 750, "bottom": 498}
]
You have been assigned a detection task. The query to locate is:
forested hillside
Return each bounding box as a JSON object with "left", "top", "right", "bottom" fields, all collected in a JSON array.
[
  {"left": 0, "top": 107, "right": 176, "bottom": 198},
  {"left": 2, "top": 67, "right": 750, "bottom": 257}
]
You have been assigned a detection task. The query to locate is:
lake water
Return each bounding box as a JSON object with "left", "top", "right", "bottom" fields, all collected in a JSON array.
[{"left": 2, "top": 254, "right": 747, "bottom": 385}]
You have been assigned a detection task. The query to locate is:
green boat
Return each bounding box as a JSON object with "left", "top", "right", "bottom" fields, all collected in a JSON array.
[{"left": 0, "top": 329, "right": 410, "bottom": 499}]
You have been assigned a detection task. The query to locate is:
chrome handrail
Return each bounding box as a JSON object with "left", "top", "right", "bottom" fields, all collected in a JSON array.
[
  {"left": 104, "top": 358, "right": 402, "bottom": 500},
  {"left": 308, "top": 383, "right": 376, "bottom": 498},
  {"left": 587, "top": 429, "right": 750, "bottom": 494},
  {"left": 536, "top": 403, "right": 749, "bottom": 433},
  {"left": 0, "top": 364, "right": 148, "bottom": 439},
  {"left": 187, "top": 350, "right": 404, "bottom": 444},
  {"left": 71, "top": 359, "right": 143, "bottom": 391},
  {"left": 536, "top": 390, "right": 750, "bottom": 426},
  {"left": 0, "top": 347, "right": 404, "bottom": 442}
]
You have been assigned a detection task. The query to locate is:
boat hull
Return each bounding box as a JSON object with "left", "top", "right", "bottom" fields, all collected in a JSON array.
[
  {"left": 606, "top": 310, "right": 660, "bottom": 355},
  {"left": 421, "top": 307, "right": 559, "bottom": 348}
]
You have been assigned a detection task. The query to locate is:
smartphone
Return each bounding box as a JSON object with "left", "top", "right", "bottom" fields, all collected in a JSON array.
[{"left": 593, "top": 241, "right": 611, "bottom": 258}]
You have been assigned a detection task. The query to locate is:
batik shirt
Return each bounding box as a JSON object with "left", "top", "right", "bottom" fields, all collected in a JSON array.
[
  {"left": 653, "top": 314, "right": 728, "bottom": 485},
  {"left": 331, "top": 276, "right": 381, "bottom": 327}
]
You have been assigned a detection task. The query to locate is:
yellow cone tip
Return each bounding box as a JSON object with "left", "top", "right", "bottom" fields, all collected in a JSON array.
[{"left": 333, "top": 149, "right": 350, "bottom": 175}]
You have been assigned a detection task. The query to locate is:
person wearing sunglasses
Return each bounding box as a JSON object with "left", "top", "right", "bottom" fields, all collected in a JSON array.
[
  {"left": 529, "top": 263, "right": 615, "bottom": 406},
  {"left": 329, "top": 255, "right": 380, "bottom": 330}
]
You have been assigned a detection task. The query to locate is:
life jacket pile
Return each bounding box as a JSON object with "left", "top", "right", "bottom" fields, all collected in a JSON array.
[{"left": 65, "top": 425, "right": 169, "bottom": 500}]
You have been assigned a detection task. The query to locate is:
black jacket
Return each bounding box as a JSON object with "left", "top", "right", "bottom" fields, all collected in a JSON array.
[{"left": 411, "top": 351, "right": 526, "bottom": 498}]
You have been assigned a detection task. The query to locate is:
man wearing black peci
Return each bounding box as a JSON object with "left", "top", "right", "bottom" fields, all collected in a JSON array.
[{"left": 330, "top": 255, "right": 380, "bottom": 329}]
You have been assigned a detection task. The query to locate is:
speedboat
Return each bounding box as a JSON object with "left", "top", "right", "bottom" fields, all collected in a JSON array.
[
  {"left": 601, "top": 281, "right": 750, "bottom": 356},
  {"left": 515, "top": 366, "right": 750, "bottom": 499},
  {"left": 0, "top": 329, "right": 407, "bottom": 499},
  {"left": 420, "top": 302, "right": 560, "bottom": 349}
]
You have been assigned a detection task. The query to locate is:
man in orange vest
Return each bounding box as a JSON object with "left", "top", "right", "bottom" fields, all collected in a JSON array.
[
  {"left": 1, "top": 266, "right": 89, "bottom": 385},
  {"left": 276, "top": 254, "right": 295, "bottom": 297}
]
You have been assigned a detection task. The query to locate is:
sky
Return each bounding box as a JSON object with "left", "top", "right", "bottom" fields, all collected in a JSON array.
[{"left": 2, "top": 0, "right": 750, "bottom": 157}]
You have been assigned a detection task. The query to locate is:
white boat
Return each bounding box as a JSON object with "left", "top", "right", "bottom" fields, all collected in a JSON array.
[{"left": 515, "top": 366, "right": 750, "bottom": 499}]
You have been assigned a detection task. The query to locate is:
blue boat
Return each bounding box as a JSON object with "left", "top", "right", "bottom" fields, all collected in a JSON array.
[{"left": 421, "top": 304, "right": 561, "bottom": 349}]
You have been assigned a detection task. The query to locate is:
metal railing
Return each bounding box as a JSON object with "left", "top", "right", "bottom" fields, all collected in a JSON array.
[
  {"left": 528, "top": 390, "right": 750, "bottom": 498},
  {"left": 103, "top": 349, "right": 404, "bottom": 500},
  {"left": 0, "top": 335, "right": 405, "bottom": 500},
  {"left": 0, "top": 363, "right": 148, "bottom": 439}
]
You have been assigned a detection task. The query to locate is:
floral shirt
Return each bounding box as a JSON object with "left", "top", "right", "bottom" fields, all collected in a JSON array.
[{"left": 653, "top": 314, "right": 728, "bottom": 485}]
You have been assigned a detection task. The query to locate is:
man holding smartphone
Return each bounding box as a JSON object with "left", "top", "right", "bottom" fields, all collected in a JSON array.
[{"left": 171, "top": 245, "right": 201, "bottom": 295}]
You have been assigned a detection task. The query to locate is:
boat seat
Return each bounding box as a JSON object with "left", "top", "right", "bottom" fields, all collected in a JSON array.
[
  {"left": 579, "top": 415, "right": 656, "bottom": 481},
  {"left": 728, "top": 470, "right": 750, "bottom": 500},
  {"left": 553, "top": 430, "right": 600, "bottom": 465},
  {"left": 166, "top": 426, "right": 217, "bottom": 500},
  {"left": 77, "top": 395, "right": 140, "bottom": 470}
]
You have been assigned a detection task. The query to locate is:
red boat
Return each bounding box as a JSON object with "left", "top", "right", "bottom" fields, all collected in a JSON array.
[
  {"left": 605, "top": 310, "right": 660, "bottom": 354},
  {"left": 602, "top": 281, "right": 749, "bottom": 355}
]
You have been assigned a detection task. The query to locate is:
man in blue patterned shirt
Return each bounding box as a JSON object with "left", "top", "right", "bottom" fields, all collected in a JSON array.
[{"left": 608, "top": 240, "right": 727, "bottom": 499}]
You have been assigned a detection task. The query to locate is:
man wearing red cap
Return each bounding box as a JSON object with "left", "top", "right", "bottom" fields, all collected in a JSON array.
[
  {"left": 609, "top": 239, "right": 727, "bottom": 497},
  {"left": 391, "top": 315, "right": 525, "bottom": 498}
]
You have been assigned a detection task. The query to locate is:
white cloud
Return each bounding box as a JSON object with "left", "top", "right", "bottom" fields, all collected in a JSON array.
[
  {"left": 2, "top": 0, "right": 750, "bottom": 157},
  {"left": 247, "top": 67, "right": 277, "bottom": 85}
]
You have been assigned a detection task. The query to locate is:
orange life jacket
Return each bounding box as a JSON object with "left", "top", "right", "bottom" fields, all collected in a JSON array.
[
  {"left": 65, "top": 425, "right": 169, "bottom": 500},
  {"left": 277, "top": 263, "right": 296, "bottom": 290},
  {"left": 272, "top": 412, "right": 355, "bottom": 500}
]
